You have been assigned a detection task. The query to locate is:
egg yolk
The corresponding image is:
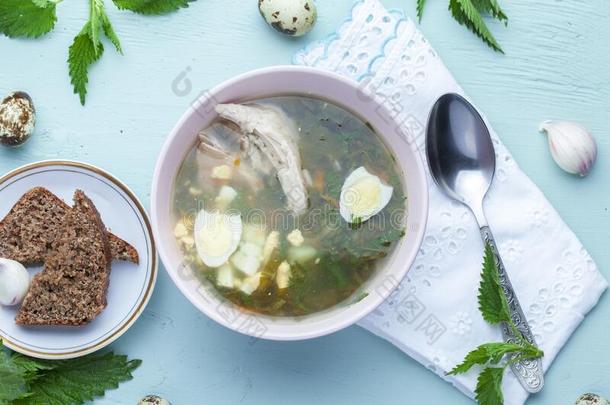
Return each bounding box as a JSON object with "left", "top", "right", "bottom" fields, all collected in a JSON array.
[
  {"left": 345, "top": 177, "right": 382, "bottom": 216},
  {"left": 197, "top": 215, "right": 232, "bottom": 256}
]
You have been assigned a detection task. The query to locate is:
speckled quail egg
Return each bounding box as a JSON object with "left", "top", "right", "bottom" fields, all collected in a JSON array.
[
  {"left": 194, "top": 209, "right": 242, "bottom": 268},
  {"left": 137, "top": 395, "right": 172, "bottom": 405},
  {"left": 575, "top": 393, "right": 610, "bottom": 405},
  {"left": 258, "top": 0, "right": 317, "bottom": 37},
  {"left": 0, "top": 258, "right": 30, "bottom": 306},
  {"left": 0, "top": 91, "right": 35, "bottom": 147},
  {"left": 339, "top": 166, "right": 394, "bottom": 224}
]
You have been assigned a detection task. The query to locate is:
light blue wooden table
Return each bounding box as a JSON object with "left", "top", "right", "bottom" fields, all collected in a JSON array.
[{"left": 1, "top": 0, "right": 609, "bottom": 403}]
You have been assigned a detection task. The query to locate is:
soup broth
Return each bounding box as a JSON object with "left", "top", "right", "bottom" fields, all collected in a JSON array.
[{"left": 172, "top": 96, "right": 406, "bottom": 316}]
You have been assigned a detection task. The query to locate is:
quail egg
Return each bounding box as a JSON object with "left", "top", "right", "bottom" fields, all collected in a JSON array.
[
  {"left": 576, "top": 394, "right": 610, "bottom": 405},
  {"left": 0, "top": 258, "right": 30, "bottom": 306},
  {"left": 0, "top": 91, "right": 36, "bottom": 147},
  {"left": 194, "top": 209, "right": 242, "bottom": 268},
  {"left": 137, "top": 395, "right": 172, "bottom": 405},
  {"left": 339, "top": 166, "right": 394, "bottom": 224},
  {"left": 258, "top": 0, "right": 317, "bottom": 37}
]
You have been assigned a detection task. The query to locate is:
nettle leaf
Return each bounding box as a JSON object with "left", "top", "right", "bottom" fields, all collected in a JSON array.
[
  {"left": 0, "top": 342, "right": 142, "bottom": 405},
  {"left": 520, "top": 344, "right": 544, "bottom": 360},
  {"left": 0, "top": 349, "right": 28, "bottom": 403},
  {"left": 67, "top": 0, "right": 124, "bottom": 105},
  {"left": 0, "top": 0, "right": 58, "bottom": 38},
  {"left": 102, "top": 13, "right": 123, "bottom": 53},
  {"left": 113, "top": 0, "right": 192, "bottom": 15},
  {"left": 451, "top": 245, "right": 544, "bottom": 405},
  {"left": 449, "top": 0, "right": 504, "bottom": 53},
  {"left": 478, "top": 243, "right": 511, "bottom": 324},
  {"left": 68, "top": 24, "right": 105, "bottom": 105},
  {"left": 475, "top": 367, "right": 505, "bottom": 405},
  {"left": 416, "top": 0, "right": 427, "bottom": 21},
  {"left": 13, "top": 352, "right": 141, "bottom": 405},
  {"left": 11, "top": 353, "right": 55, "bottom": 380},
  {"left": 88, "top": 0, "right": 105, "bottom": 54},
  {"left": 112, "top": 0, "right": 150, "bottom": 10},
  {"left": 448, "top": 342, "right": 523, "bottom": 375},
  {"left": 472, "top": 0, "right": 508, "bottom": 23}
]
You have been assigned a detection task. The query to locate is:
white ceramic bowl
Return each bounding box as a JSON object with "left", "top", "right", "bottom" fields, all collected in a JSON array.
[{"left": 151, "top": 66, "right": 428, "bottom": 341}]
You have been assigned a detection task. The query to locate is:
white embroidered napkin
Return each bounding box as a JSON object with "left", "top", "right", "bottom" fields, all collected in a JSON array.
[{"left": 295, "top": 1, "right": 607, "bottom": 404}]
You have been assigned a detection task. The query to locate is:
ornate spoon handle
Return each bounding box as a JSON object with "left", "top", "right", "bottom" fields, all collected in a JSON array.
[{"left": 480, "top": 226, "right": 544, "bottom": 393}]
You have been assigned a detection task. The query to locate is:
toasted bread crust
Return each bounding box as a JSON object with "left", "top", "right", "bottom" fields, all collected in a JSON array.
[
  {"left": 16, "top": 191, "right": 113, "bottom": 326},
  {"left": 0, "top": 187, "right": 138, "bottom": 265},
  {"left": 108, "top": 233, "right": 140, "bottom": 264},
  {"left": 0, "top": 187, "right": 70, "bottom": 265}
]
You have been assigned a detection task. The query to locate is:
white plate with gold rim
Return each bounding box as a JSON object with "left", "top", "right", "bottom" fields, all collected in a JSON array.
[{"left": 0, "top": 160, "right": 157, "bottom": 359}]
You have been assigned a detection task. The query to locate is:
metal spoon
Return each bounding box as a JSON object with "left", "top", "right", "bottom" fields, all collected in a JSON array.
[{"left": 426, "top": 93, "right": 544, "bottom": 393}]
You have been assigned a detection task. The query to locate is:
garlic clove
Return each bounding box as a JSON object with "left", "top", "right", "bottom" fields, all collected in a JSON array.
[
  {"left": 539, "top": 120, "right": 598, "bottom": 177},
  {"left": 0, "top": 258, "right": 30, "bottom": 306}
]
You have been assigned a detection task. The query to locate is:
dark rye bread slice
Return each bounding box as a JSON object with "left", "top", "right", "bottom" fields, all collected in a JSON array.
[
  {"left": 0, "top": 187, "right": 139, "bottom": 265},
  {"left": 16, "top": 190, "right": 112, "bottom": 326}
]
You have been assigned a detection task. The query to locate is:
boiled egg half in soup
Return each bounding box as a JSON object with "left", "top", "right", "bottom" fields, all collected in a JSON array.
[
  {"left": 194, "top": 209, "right": 242, "bottom": 268},
  {"left": 340, "top": 166, "right": 394, "bottom": 223}
]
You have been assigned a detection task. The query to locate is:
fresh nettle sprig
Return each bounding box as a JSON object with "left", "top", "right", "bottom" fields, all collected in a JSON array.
[
  {"left": 416, "top": 0, "right": 508, "bottom": 53},
  {"left": 0, "top": 341, "right": 141, "bottom": 404},
  {"left": 0, "top": 0, "right": 195, "bottom": 105},
  {"left": 448, "top": 245, "right": 544, "bottom": 405}
]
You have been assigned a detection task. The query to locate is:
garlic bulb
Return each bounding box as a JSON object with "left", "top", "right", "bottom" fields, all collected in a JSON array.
[
  {"left": 0, "top": 258, "right": 30, "bottom": 306},
  {"left": 539, "top": 120, "right": 597, "bottom": 177}
]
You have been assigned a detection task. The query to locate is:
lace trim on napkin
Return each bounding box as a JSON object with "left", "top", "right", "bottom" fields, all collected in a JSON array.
[
  {"left": 294, "top": 0, "right": 401, "bottom": 79},
  {"left": 295, "top": 1, "right": 607, "bottom": 404}
]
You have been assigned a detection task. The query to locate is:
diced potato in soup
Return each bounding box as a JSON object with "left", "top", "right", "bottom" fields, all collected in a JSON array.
[
  {"left": 288, "top": 245, "right": 317, "bottom": 265},
  {"left": 172, "top": 96, "right": 406, "bottom": 316},
  {"left": 287, "top": 229, "right": 304, "bottom": 247},
  {"left": 240, "top": 273, "right": 262, "bottom": 295},
  {"left": 262, "top": 231, "right": 280, "bottom": 265},
  {"left": 215, "top": 185, "right": 237, "bottom": 209},
  {"left": 217, "top": 264, "right": 235, "bottom": 288},
  {"left": 276, "top": 261, "right": 291, "bottom": 289}
]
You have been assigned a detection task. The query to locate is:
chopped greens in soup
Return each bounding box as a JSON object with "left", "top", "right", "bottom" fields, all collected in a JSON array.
[{"left": 172, "top": 96, "right": 406, "bottom": 316}]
